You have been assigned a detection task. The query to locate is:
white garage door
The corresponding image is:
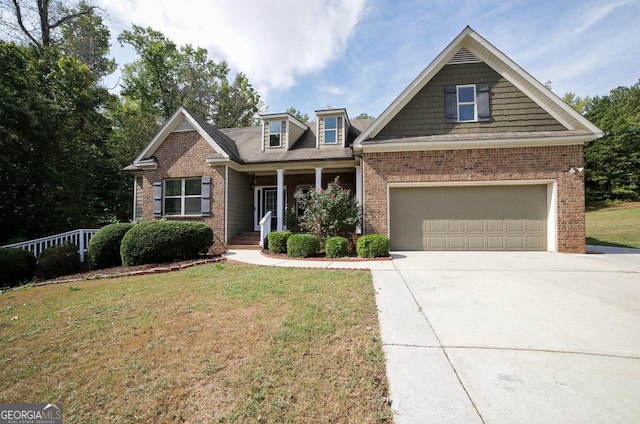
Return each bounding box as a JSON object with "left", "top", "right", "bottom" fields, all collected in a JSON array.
[{"left": 389, "top": 185, "right": 547, "bottom": 251}]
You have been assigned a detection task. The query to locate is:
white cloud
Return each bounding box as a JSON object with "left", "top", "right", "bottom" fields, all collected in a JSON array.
[
  {"left": 101, "top": 0, "right": 366, "bottom": 97},
  {"left": 320, "top": 85, "right": 345, "bottom": 95}
]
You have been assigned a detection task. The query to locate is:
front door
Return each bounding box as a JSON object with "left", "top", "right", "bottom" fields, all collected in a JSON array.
[
  {"left": 255, "top": 186, "right": 286, "bottom": 230},
  {"left": 263, "top": 188, "right": 278, "bottom": 229}
]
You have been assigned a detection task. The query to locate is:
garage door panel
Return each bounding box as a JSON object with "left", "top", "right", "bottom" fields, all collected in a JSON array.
[
  {"left": 506, "top": 219, "right": 524, "bottom": 232},
  {"left": 468, "top": 236, "right": 485, "bottom": 249},
  {"left": 468, "top": 220, "right": 485, "bottom": 232},
  {"left": 487, "top": 236, "right": 505, "bottom": 249},
  {"left": 487, "top": 220, "right": 504, "bottom": 232},
  {"left": 449, "top": 220, "right": 465, "bottom": 232},
  {"left": 390, "top": 185, "right": 547, "bottom": 251}
]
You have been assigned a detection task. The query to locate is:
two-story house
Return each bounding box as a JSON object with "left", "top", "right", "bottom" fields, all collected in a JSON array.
[{"left": 125, "top": 26, "right": 602, "bottom": 253}]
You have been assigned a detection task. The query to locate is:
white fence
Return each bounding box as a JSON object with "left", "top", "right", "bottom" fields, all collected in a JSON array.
[{"left": 1, "top": 229, "right": 98, "bottom": 262}]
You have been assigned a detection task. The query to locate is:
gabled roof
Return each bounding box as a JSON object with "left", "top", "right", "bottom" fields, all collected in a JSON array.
[
  {"left": 131, "top": 107, "right": 243, "bottom": 168},
  {"left": 354, "top": 26, "right": 602, "bottom": 147}
]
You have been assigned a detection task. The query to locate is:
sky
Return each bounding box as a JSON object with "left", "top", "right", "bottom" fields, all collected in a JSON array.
[{"left": 98, "top": 0, "right": 640, "bottom": 119}]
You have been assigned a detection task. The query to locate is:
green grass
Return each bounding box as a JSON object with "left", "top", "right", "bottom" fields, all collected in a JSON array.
[
  {"left": 586, "top": 202, "right": 640, "bottom": 248},
  {"left": 0, "top": 262, "right": 392, "bottom": 423}
]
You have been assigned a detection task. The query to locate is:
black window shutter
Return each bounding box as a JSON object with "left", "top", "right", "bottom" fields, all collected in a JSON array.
[
  {"left": 153, "top": 180, "right": 162, "bottom": 217},
  {"left": 476, "top": 83, "right": 490, "bottom": 121},
  {"left": 444, "top": 85, "right": 457, "bottom": 122},
  {"left": 201, "top": 176, "right": 211, "bottom": 217}
]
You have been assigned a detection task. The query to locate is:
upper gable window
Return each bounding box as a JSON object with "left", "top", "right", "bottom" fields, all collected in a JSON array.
[
  {"left": 457, "top": 85, "right": 476, "bottom": 122},
  {"left": 269, "top": 121, "right": 282, "bottom": 147},
  {"left": 324, "top": 117, "right": 338, "bottom": 144},
  {"left": 445, "top": 83, "right": 490, "bottom": 123}
]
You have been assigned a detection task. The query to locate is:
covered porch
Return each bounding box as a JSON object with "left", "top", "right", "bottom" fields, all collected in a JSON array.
[{"left": 227, "top": 161, "right": 362, "bottom": 240}]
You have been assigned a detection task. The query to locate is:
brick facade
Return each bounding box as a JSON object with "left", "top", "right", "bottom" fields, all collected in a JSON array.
[
  {"left": 140, "top": 131, "right": 227, "bottom": 254},
  {"left": 362, "top": 145, "right": 585, "bottom": 253}
]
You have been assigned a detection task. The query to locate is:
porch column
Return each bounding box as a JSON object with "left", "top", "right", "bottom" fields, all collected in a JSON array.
[
  {"left": 355, "top": 165, "right": 363, "bottom": 233},
  {"left": 355, "top": 165, "right": 363, "bottom": 206},
  {"left": 315, "top": 167, "right": 323, "bottom": 189},
  {"left": 276, "top": 168, "right": 284, "bottom": 231}
]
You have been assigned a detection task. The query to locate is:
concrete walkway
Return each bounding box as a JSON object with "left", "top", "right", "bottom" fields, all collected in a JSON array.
[{"left": 226, "top": 248, "right": 640, "bottom": 423}]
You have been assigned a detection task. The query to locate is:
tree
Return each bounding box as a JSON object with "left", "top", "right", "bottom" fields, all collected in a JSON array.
[
  {"left": 354, "top": 112, "right": 375, "bottom": 120},
  {"left": 286, "top": 106, "right": 309, "bottom": 123},
  {"left": 0, "top": 0, "right": 99, "bottom": 48},
  {"left": 294, "top": 177, "right": 361, "bottom": 240},
  {"left": 118, "top": 25, "right": 261, "bottom": 127},
  {"left": 562, "top": 92, "right": 591, "bottom": 116},
  {"left": 57, "top": 0, "right": 115, "bottom": 79},
  {"left": 584, "top": 81, "right": 640, "bottom": 203}
]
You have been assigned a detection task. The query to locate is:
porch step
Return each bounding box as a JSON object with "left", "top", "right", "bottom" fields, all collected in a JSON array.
[{"left": 227, "top": 232, "right": 261, "bottom": 250}]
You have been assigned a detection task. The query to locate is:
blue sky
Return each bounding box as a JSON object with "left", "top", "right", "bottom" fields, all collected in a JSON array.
[{"left": 99, "top": 0, "right": 640, "bottom": 120}]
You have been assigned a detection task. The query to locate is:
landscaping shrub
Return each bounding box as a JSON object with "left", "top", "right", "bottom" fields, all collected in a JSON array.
[
  {"left": 88, "top": 222, "right": 134, "bottom": 269},
  {"left": 295, "top": 177, "right": 361, "bottom": 239},
  {"left": 120, "top": 221, "right": 213, "bottom": 266},
  {"left": 36, "top": 244, "right": 81, "bottom": 280},
  {"left": 356, "top": 234, "right": 391, "bottom": 258},
  {"left": 287, "top": 234, "right": 320, "bottom": 258},
  {"left": 0, "top": 248, "right": 36, "bottom": 288},
  {"left": 267, "top": 231, "right": 291, "bottom": 254},
  {"left": 325, "top": 236, "right": 348, "bottom": 258}
]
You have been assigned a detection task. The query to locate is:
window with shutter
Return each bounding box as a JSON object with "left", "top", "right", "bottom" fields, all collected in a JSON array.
[
  {"left": 445, "top": 83, "right": 490, "bottom": 123},
  {"left": 163, "top": 178, "right": 203, "bottom": 216}
]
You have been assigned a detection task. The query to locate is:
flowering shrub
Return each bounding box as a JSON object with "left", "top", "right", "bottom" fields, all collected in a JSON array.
[{"left": 294, "top": 177, "right": 361, "bottom": 239}]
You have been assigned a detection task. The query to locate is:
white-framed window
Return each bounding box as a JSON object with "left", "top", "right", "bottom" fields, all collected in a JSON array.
[
  {"left": 445, "top": 83, "right": 490, "bottom": 123},
  {"left": 164, "top": 178, "right": 202, "bottom": 216},
  {"left": 269, "top": 121, "right": 282, "bottom": 147},
  {"left": 457, "top": 84, "right": 477, "bottom": 122},
  {"left": 324, "top": 117, "right": 338, "bottom": 144}
]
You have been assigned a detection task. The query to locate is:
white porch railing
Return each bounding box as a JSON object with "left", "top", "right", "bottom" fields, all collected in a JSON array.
[
  {"left": 259, "top": 211, "right": 272, "bottom": 249},
  {"left": 1, "top": 229, "right": 99, "bottom": 262}
]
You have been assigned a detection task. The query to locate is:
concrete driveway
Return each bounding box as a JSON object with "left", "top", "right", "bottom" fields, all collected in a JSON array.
[{"left": 373, "top": 248, "right": 640, "bottom": 423}]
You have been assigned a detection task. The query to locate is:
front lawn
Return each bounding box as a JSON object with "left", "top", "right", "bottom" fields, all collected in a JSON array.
[
  {"left": 586, "top": 202, "right": 640, "bottom": 248},
  {"left": 0, "top": 262, "right": 392, "bottom": 422}
]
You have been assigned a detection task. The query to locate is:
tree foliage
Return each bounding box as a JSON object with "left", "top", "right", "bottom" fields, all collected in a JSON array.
[
  {"left": 286, "top": 106, "right": 309, "bottom": 123},
  {"left": 118, "top": 25, "right": 260, "bottom": 127},
  {"left": 584, "top": 81, "right": 640, "bottom": 203},
  {"left": 0, "top": 0, "right": 99, "bottom": 47},
  {"left": 0, "top": 42, "right": 126, "bottom": 243},
  {"left": 294, "top": 177, "right": 361, "bottom": 239},
  {"left": 57, "top": 0, "right": 115, "bottom": 79},
  {"left": 354, "top": 112, "right": 375, "bottom": 120}
]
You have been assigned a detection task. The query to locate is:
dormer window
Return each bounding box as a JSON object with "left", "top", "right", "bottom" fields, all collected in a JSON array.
[
  {"left": 324, "top": 117, "right": 337, "bottom": 144},
  {"left": 315, "top": 108, "right": 349, "bottom": 148},
  {"left": 269, "top": 121, "right": 282, "bottom": 147}
]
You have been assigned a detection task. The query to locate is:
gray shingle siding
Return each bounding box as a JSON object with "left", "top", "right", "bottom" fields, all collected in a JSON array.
[
  {"left": 227, "top": 168, "right": 254, "bottom": 237},
  {"left": 377, "top": 62, "right": 566, "bottom": 138}
]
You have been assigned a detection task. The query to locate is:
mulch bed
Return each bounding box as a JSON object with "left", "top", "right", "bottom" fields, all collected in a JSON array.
[{"left": 37, "top": 255, "right": 224, "bottom": 286}]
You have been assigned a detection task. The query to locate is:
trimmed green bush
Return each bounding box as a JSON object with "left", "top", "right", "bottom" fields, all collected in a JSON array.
[
  {"left": 325, "top": 236, "right": 348, "bottom": 258},
  {"left": 287, "top": 234, "right": 320, "bottom": 258},
  {"left": 356, "top": 234, "right": 391, "bottom": 258},
  {"left": 88, "top": 222, "right": 134, "bottom": 269},
  {"left": 267, "top": 231, "right": 291, "bottom": 254},
  {"left": 0, "top": 248, "right": 36, "bottom": 288},
  {"left": 36, "top": 244, "right": 81, "bottom": 280},
  {"left": 120, "top": 221, "right": 214, "bottom": 266}
]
